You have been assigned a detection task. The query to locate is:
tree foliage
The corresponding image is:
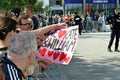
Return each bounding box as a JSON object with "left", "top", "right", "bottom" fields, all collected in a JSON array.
[
  {"left": 44, "top": 5, "right": 50, "bottom": 14},
  {"left": 0, "top": 0, "right": 50, "bottom": 14},
  {"left": 0, "top": 0, "right": 37, "bottom": 10},
  {"left": 34, "top": 1, "right": 44, "bottom": 13}
]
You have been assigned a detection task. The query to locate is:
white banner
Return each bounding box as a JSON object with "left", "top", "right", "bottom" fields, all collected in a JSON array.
[{"left": 37, "top": 25, "right": 79, "bottom": 65}]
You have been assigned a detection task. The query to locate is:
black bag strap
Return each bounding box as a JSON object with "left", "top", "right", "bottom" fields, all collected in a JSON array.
[{"left": 0, "top": 47, "right": 7, "bottom": 51}]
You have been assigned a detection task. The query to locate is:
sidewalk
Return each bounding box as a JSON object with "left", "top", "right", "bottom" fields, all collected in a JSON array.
[{"left": 61, "top": 32, "right": 120, "bottom": 80}]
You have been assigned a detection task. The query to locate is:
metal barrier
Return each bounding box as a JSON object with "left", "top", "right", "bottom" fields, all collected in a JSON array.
[
  {"left": 39, "top": 64, "right": 68, "bottom": 80},
  {"left": 29, "top": 64, "right": 68, "bottom": 80},
  {"left": 92, "top": 21, "right": 99, "bottom": 31}
]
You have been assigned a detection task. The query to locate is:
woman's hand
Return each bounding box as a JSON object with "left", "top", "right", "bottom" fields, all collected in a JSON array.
[{"left": 37, "top": 58, "right": 53, "bottom": 68}]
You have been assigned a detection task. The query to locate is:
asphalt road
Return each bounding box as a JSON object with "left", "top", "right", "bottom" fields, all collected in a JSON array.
[{"left": 61, "top": 32, "right": 120, "bottom": 80}]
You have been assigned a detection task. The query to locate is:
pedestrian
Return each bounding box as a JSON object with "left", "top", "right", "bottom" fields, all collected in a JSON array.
[
  {"left": 0, "top": 17, "right": 17, "bottom": 55},
  {"left": 107, "top": 9, "right": 120, "bottom": 52},
  {"left": 64, "top": 14, "right": 70, "bottom": 26},
  {"left": 53, "top": 14, "right": 58, "bottom": 24},
  {"left": 0, "top": 31, "right": 37, "bottom": 80},
  {"left": 24, "top": 5, "right": 39, "bottom": 30},
  {"left": 17, "top": 15, "right": 52, "bottom": 78},
  {"left": 47, "top": 15, "right": 53, "bottom": 25},
  {"left": 98, "top": 13, "right": 104, "bottom": 31},
  {"left": 74, "top": 12, "right": 82, "bottom": 35},
  {"left": 58, "top": 13, "right": 64, "bottom": 23},
  {"left": 17, "top": 15, "right": 34, "bottom": 31},
  {"left": 86, "top": 12, "right": 93, "bottom": 32}
]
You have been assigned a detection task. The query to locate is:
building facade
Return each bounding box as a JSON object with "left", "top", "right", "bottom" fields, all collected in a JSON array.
[
  {"left": 48, "top": 0, "right": 120, "bottom": 15},
  {"left": 64, "top": 0, "right": 120, "bottom": 15},
  {"left": 49, "top": 0, "right": 62, "bottom": 6}
]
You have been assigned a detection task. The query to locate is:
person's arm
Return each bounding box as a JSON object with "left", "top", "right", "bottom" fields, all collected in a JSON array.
[
  {"left": 116, "top": 18, "right": 120, "bottom": 22},
  {"left": 31, "top": 23, "right": 67, "bottom": 36},
  {"left": 80, "top": 17, "right": 82, "bottom": 22}
]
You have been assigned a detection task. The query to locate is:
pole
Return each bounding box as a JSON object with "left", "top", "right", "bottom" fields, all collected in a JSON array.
[
  {"left": 62, "top": 0, "right": 65, "bottom": 14},
  {"left": 116, "top": 0, "right": 119, "bottom": 8},
  {"left": 83, "top": 0, "right": 86, "bottom": 15}
]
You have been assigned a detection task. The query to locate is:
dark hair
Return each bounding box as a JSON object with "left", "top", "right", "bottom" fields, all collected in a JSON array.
[
  {"left": 74, "top": 12, "right": 77, "bottom": 15},
  {"left": 12, "top": 7, "right": 21, "bottom": 18},
  {"left": 24, "top": 5, "right": 33, "bottom": 12},
  {"left": 6, "top": 7, "right": 21, "bottom": 18},
  {"left": 0, "top": 17, "right": 17, "bottom": 40}
]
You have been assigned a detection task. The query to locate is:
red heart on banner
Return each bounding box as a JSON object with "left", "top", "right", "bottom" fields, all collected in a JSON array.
[
  {"left": 65, "top": 57, "right": 70, "bottom": 63},
  {"left": 59, "top": 52, "right": 67, "bottom": 61},
  {"left": 38, "top": 48, "right": 47, "bottom": 57},
  {"left": 53, "top": 52, "right": 60, "bottom": 60},
  {"left": 58, "top": 30, "right": 66, "bottom": 38},
  {"left": 48, "top": 50, "right": 54, "bottom": 57}
]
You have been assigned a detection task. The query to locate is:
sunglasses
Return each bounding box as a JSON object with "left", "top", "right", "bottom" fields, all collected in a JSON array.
[{"left": 20, "top": 23, "right": 31, "bottom": 26}]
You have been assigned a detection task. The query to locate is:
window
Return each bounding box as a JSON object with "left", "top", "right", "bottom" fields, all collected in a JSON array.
[{"left": 52, "top": 10, "right": 63, "bottom": 16}]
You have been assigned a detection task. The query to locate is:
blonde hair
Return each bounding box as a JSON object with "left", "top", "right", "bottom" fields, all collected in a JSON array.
[
  {"left": 18, "top": 15, "right": 34, "bottom": 30},
  {"left": 28, "top": 18, "right": 34, "bottom": 30}
]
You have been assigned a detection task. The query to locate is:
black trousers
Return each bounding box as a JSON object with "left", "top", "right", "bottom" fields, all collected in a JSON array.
[
  {"left": 108, "top": 29, "right": 120, "bottom": 49},
  {"left": 78, "top": 24, "right": 83, "bottom": 35}
]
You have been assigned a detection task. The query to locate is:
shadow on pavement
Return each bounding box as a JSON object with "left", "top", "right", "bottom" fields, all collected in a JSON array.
[{"left": 61, "top": 52, "right": 120, "bottom": 80}]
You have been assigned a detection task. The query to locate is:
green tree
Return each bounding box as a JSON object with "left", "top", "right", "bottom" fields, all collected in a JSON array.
[
  {"left": 0, "top": 0, "right": 37, "bottom": 10},
  {"left": 44, "top": 5, "right": 50, "bottom": 14},
  {"left": 34, "top": 1, "right": 44, "bottom": 13}
]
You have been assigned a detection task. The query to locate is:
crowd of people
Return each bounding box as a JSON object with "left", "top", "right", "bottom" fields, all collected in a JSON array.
[
  {"left": 37, "top": 10, "right": 108, "bottom": 35},
  {"left": 0, "top": 3, "right": 120, "bottom": 79},
  {"left": 0, "top": 5, "right": 67, "bottom": 80}
]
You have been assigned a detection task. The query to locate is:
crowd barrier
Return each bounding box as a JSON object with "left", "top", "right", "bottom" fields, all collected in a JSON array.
[{"left": 29, "top": 64, "right": 69, "bottom": 80}]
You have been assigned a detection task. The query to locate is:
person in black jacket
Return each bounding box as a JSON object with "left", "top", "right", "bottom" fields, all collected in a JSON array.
[
  {"left": 74, "top": 12, "right": 82, "bottom": 35},
  {"left": 24, "top": 5, "right": 39, "bottom": 30},
  {"left": 107, "top": 9, "right": 120, "bottom": 52}
]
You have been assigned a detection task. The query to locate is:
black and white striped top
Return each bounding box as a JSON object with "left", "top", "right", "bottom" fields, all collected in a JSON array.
[{"left": 1, "top": 53, "right": 25, "bottom": 80}]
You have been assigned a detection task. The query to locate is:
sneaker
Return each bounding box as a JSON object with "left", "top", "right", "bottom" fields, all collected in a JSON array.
[
  {"left": 115, "top": 49, "right": 120, "bottom": 52},
  {"left": 107, "top": 48, "right": 112, "bottom": 52}
]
